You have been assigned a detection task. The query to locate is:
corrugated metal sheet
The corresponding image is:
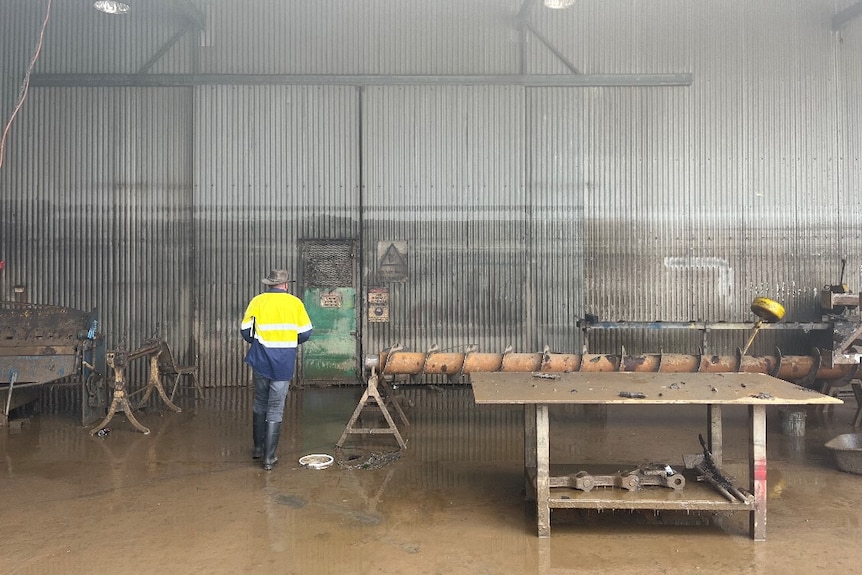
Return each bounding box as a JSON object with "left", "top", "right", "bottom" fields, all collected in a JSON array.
[
  {"left": 527, "top": 0, "right": 854, "bottom": 356},
  {"left": 526, "top": 88, "right": 585, "bottom": 353},
  {"left": 194, "top": 85, "right": 359, "bottom": 384},
  {"left": 2, "top": 0, "right": 861, "bottom": 385},
  {"left": 399, "top": 387, "right": 523, "bottom": 463},
  {"left": 362, "top": 85, "right": 529, "bottom": 353},
  {"left": 200, "top": 0, "right": 520, "bottom": 75},
  {"left": 836, "top": 8, "right": 862, "bottom": 299},
  {"left": 1, "top": 86, "right": 194, "bottom": 360},
  {"left": 2, "top": 0, "right": 199, "bottom": 75}
]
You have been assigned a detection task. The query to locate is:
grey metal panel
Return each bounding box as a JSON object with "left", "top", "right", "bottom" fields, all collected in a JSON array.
[
  {"left": 194, "top": 84, "right": 360, "bottom": 385},
  {"left": 4, "top": 0, "right": 524, "bottom": 77},
  {"left": 0, "top": 85, "right": 195, "bottom": 361},
  {"left": 528, "top": 0, "right": 692, "bottom": 75},
  {"left": 524, "top": 0, "right": 851, "bottom": 357},
  {"left": 2, "top": 0, "right": 199, "bottom": 75},
  {"left": 362, "top": 85, "right": 528, "bottom": 355},
  {"left": 3, "top": 0, "right": 862, "bottom": 384},
  {"left": 199, "top": 0, "right": 521, "bottom": 75},
  {"left": 526, "top": 87, "right": 585, "bottom": 353},
  {"left": 836, "top": 10, "right": 862, "bottom": 300}
]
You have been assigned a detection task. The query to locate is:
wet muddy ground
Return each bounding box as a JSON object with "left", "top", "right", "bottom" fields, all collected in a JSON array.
[{"left": 2, "top": 383, "right": 862, "bottom": 574}]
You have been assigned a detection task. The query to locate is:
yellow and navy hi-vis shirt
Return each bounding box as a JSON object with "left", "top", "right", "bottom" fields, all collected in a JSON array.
[{"left": 240, "top": 289, "right": 313, "bottom": 381}]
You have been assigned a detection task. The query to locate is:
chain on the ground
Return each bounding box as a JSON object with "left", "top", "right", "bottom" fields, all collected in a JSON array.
[{"left": 337, "top": 451, "right": 402, "bottom": 470}]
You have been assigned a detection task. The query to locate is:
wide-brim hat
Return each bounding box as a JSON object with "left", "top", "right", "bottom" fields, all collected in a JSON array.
[{"left": 262, "top": 269, "right": 290, "bottom": 285}]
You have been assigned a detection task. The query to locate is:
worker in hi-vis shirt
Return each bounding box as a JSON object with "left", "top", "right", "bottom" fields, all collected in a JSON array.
[{"left": 241, "top": 269, "right": 313, "bottom": 471}]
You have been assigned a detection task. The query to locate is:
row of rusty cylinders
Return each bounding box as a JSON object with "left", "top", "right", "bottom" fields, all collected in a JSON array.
[{"left": 365, "top": 344, "right": 860, "bottom": 388}]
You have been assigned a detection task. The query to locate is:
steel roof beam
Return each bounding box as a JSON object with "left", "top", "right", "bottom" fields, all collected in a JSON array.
[{"left": 30, "top": 73, "right": 692, "bottom": 88}]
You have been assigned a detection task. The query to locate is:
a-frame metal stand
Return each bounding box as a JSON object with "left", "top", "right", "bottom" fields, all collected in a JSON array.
[
  {"left": 336, "top": 368, "right": 409, "bottom": 450},
  {"left": 89, "top": 340, "right": 183, "bottom": 436},
  {"left": 90, "top": 349, "right": 152, "bottom": 435}
]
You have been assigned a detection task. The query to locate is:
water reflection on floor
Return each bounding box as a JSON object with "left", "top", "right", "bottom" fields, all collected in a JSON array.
[{"left": 2, "top": 384, "right": 862, "bottom": 574}]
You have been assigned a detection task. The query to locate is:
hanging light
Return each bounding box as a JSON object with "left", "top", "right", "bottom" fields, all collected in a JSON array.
[
  {"left": 544, "top": 0, "right": 578, "bottom": 8},
  {"left": 93, "top": 1, "right": 131, "bottom": 14}
]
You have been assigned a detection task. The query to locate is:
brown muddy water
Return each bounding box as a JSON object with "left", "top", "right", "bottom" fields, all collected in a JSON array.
[{"left": 2, "top": 383, "right": 862, "bottom": 575}]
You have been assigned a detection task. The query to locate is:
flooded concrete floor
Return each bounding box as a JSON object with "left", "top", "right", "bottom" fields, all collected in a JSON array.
[{"left": 2, "top": 383, "right": 862, "bottom": 574}]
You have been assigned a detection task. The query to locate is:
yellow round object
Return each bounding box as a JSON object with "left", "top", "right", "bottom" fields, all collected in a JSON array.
[{"left": 750, "top": 297, "right": 785, "bottom": 322}]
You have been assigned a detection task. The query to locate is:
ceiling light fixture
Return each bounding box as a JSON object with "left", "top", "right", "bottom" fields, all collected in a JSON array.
[
  {"left": 544, "top": 0, "right": 577, "bottom": 8},
  {"left": 94, "top": 1, "right": 131, "bottom": 15}
]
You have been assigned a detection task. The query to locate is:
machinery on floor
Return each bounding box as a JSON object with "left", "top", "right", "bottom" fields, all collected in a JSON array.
[
  {"left": 365, "top": 285, "right": 861, "bottom": 388},
  {"left": 0, "top": 302, "right": 201, "bottom": 429},
  {"left": 350, "top": 283, "right": 862, "bottom": 448},
  {"left": 0, "top": 302, "right": 106, "bottom": 426}
]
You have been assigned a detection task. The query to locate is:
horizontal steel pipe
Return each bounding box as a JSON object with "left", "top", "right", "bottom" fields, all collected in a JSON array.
[{"left": 366, "top": 350, "right": 854, "bottom": 382}]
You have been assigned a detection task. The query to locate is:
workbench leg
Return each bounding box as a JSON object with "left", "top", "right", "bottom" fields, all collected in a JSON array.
[
  {"left": 707, "top": 404, "right": 723, "bottom": 468},
  {"left": 536, "top": 404, "right": 551, "bottom": 538},
  {"left": 524, "top": 405, "right": 537, "bottom": 500},
  {"left": 750, "top": 405, "right": 767, "bottom": 541},
  {"left": 852, "top": 383, "right": 862, "bottom": 427}
]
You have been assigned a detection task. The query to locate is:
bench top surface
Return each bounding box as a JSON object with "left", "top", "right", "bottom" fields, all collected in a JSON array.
[{"left": 470, "top": 371, "right": 842, "bottom": 405}]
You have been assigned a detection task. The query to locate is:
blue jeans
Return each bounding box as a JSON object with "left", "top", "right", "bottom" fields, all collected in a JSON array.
[{"left": 253, "top": 372, "right": 290, "bottom": 423}]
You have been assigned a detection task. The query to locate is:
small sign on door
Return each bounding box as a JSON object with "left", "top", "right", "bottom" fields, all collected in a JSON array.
[
  {"left": 320, "top": 291, "right": 343, "bottom": 308},
  {"left": 368, "top": 287, "right": 389, "bottom": 323}
]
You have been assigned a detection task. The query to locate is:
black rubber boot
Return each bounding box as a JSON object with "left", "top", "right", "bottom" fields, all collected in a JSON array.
[
  {"left": 252, "top": 412, "right": 266, "bottom": 459},
  {"left": 263, "top": 420, "right": 281, "bottom": 471}
]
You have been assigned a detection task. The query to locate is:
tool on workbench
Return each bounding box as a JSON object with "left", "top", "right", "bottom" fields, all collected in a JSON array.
[
  {"left": 555, "top": 464, "right": 685, "bottom": 492},
  {"left": 683, "top": 434, "right": 752, "bottom": 503}
]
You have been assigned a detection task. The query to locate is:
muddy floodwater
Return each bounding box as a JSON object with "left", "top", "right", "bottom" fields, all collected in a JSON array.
[{"left": 2, "top": 383, "right": 862, "bottom": 574}]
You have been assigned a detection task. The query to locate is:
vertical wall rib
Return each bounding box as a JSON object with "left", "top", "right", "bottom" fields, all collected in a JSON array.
[
  {"left": 526, "top": 87, "right": 585, "bottom": 353},
  {"left": 835, "top": 11, "right": 862, "bottom": 297},
  {"left": 0, "top": 86, "right": 194, "bottom": 357},
  {"left": 361, "top": 85, "right": 528, "bottom": 355},
  {"left": 2, "top": 0, "right": 861, "bottom": 385},
  {"left": 194, "top": 85, "right": 359, "bottom": 385}
]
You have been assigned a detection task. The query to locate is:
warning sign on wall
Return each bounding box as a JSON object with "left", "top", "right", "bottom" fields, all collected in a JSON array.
[
  {"left": 377, "top": 241, "right": 408, "bottom": 282},
  {"left": 368, "top": 287, "right": 390, "bottom": 323}
]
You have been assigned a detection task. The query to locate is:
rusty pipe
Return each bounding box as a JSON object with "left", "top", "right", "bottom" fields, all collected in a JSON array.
[{"left": 366, "top": 350, "right": 854, "bottom": 382}]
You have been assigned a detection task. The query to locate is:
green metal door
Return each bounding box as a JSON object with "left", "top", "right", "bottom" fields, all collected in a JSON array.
[
  {"left": 302, "top": 287, "right": 357, "bottom": 381},
  {"left": 299, "top": 240, "right": 359, "bottom": 383}
]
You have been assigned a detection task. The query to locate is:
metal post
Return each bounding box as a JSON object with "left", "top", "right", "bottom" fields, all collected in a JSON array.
[{"left": 750, "top": 405, "right": 767, "bottom": 541}]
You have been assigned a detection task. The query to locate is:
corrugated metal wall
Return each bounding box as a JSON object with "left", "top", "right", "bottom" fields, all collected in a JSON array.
[
  {"left": 363, "top": 85, "right": 531, "bottom": 352},
  {"left": 200, "top": 0, "right": 519, "bottom": 75},
  {"left": 195, "top": 84, "right": 360, "bottom": 384},
  {"left": 838, "top": 6, "right": 862, "bottom": 322},
  {"left": 0, "top": 85, "right": 195, "bottom": 354},
  {"left": 529, "top": 0, "right": 859, "bottom": 356},
  {"left": 2, "top": 0, "right": 861, "bottom": 385}
]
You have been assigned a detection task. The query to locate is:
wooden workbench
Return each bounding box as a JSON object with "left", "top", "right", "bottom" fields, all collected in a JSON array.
[{"left": 470, "top": 371, "right": 842, "bottom": 540}]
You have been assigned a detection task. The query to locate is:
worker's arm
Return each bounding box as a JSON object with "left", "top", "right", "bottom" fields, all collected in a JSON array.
[
  {"left": 296, "top": 304, "right": 313, "bottom": 344},
  {"left": 240, "top": 299, "right": 258, "bottom": 343}
]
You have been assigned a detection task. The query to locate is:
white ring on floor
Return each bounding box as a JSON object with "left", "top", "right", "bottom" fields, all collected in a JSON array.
[{"left": 299, "top": 453, "right": 334, "bottom": 470}]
